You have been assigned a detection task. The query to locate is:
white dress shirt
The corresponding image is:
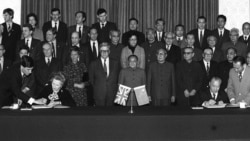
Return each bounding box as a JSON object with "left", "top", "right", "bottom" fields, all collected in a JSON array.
[{"left": 90, "top": 40, "right": 98, "bottom": 56}]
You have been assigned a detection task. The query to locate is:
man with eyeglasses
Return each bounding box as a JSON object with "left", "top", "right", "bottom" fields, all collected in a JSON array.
[
  {"left": 199, "top": 47, "right": 218, "bottom": 91},
  {"left": 89, "top": 42, "right": 119, "bottom": 106},
  {"left": 176, "top": 47, "right": 203, "bottom": 106}
]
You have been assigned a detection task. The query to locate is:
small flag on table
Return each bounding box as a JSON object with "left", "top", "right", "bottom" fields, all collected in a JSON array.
[
  {"left": 134, "top": 85, "right": 149, "bottom": 106},
  {"left": 114, "top": 84, "right": 131, "bottom": 106}
]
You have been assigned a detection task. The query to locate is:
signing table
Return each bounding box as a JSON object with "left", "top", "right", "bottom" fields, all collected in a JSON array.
[{"left": 0, "top": 106, "right": 250, "bottom": 141}]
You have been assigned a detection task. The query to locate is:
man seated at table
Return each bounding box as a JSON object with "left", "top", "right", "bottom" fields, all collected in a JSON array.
[
  {"left": 0, "top": 56, "right": 46, "bottom": 107},
  {"left": 201, "top": 77, "right": 229, "bottom": 106},
  {"left": 227, "top": 56, "right": 250, "bottom": 105}
]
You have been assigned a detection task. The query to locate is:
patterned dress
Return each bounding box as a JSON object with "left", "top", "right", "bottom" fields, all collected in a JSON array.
[{"left": 63, "top": 62, "right": 88, "bottom": 106}]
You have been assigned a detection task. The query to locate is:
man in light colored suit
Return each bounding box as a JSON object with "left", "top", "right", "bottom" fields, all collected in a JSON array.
[{"left": 227, "top": 56, "right": 250, "bottom": 105}]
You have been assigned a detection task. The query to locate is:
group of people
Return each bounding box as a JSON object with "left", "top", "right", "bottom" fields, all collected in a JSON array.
[{"left": 0, "top": 7, "right": 250, "bottom": 108}]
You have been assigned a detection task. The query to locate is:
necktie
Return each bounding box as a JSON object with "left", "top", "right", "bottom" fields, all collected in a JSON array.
[
  {"left": 103, "top": 59, "right": 107, "bottom": 77},
  {"left": 220, "top": 31, "right": 223, "bottom": 37},
  {"left": 54, "top": 22, "right": 58, "bottom": 32},
  {"left": 158, "top": 32, "right": 161, "bottom": 41},
  {"left": 25, "top": 39, "right": 29, "bottom": 47},
  {"left": 7, "top": 24, "right": 11, "bottom": 32},
  {"left": 101, "top": 23, "right": 105, "bottom": 29},
  {"left": 78, "top": 26, "right": 82, "bottom": 38},
  {"left": 177, "top": 37, "right": 181, "bottom": 47},
  {"left": 212, "top": 93, "right": 216, "bottom": 100},
  {"left": 239, "top": 72, "right": 242, "bottom": 82},
  {"left": 245, "top": 36, "right": 247, "bottom": 41},
  {"left": 200, "top": 30, "right": 203, "bottom": 46},
  {"left": 92, "top": 42, "right": 97, "bottom": 58},
  {"left": 206, "top": 62, "right": 210, "bottom": 75},
  {"left": 51, "top": 42, "right": 56, "bottom": 58},
  {"left": 22, "top": 74, "right": 26, "bottom": 84},
  {"left": 47, "top": 58, "right": 51, "bottom": 66}
]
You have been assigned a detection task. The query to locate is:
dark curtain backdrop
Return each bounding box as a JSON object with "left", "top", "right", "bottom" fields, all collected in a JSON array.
[{"left": 21, "top": 0, "right": 218, "bottom": 35}]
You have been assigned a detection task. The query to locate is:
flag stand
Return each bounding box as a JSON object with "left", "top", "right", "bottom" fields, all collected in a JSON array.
[{"left": 128, "top": 90, "right": 134, "bottom": 114}]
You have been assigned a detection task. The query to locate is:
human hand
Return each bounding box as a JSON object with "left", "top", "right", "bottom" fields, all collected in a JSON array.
[
  {"left": 207, "top": 99, "right": 216, "bottom": 106},
  {"left": 171, "top": 96, "right": 175, "bottom": 103},
  {"left": 74, "top": 83, "right": 85, "bottom": 89},
  {"left": 218, "top": 101, "right": 224, "bottom": 105},
  {"left": 47, "top": 101, "right": 61, "bottom": 108},
  {"left": 22, "top": 87, "right": 30, "bottom": 93},
  {"left": 184, "top": 89, "right": 189, "bottom": 97},
  {"left": 34, "top": 98, "right": 47, "bottom": 105},
  {"left": 189, "top": 90, "right": 196, "bottom": 96}
]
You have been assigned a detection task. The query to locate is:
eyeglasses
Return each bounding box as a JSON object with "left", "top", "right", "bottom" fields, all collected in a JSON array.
[
  {"left": 183, "top": 52, "right": 193, "bottom": 55},
  {"left": 100, "top": 50, "right": 109, "bottom": 53}
]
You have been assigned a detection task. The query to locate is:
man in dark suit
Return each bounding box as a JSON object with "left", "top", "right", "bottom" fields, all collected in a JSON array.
[
  {"left": 207, "top": 35, "right": 223, "bottom": 62},
  {"left": 238, "top": 22, "right": 250, "bottom": 51},
  {"left": 188, "top": 16, "right": 211, "bottom": 50},
  {"left": 92, "top": 8, "right": 117, "bottom": 43},
  {"left": 200, "top": 77, "right": 229, "bottom": 106},
  {"left": 89, "top": 42, "right": 119, "bottom": 106},
  {"left": 42, "top": 8, "right": 67, "bottom": 43},
  {"left": 1, "top": 8, "right": 22, "bottom": 62},
  {"left": 211, "top": 15, "right": 230, "bottom": 50},
  {"left": 0, "top": 56, "right": 46, "bottom": 107},
  {"left": 199, "top": 47, "right": 218, "bottom": 90},
  {"left": 0, "top": 45, "right": 11, "bottom": 76},
  {"left": 227, "top": 56, "right": 250, "bottom": 105},
  {"left": 122, "top": 18, "right": 145, "bottom": 46},
  {"left": 147, "top": 48, "right": 175, "bottom": 106},
  {"left": 141, "top": 28, "right": 164, "bottom": 71},
  {"left": 35, "top": 42, "right": 61, "bottom": 94},
  {"left": 16, "top": 24, "right": 41, "bottom": 61},
  {"left": 217, "top": 47, "right": 236, "bottom": 92},
  {"left": 68, "top": 11, "right": 90, "bottom": 45},
  {"left": 44, "top": 28, "right": 66, "bottom": 66},
  {"left": 154, "top": 18, "right": 165, "bottom": 43},
  {"left": 84, "top": 27, "right": 99, "bottom": 63},
  {"left": 164, "top": 32, "right": 181, "bottom": 66},
  {"left": 173, "top": 24, "right": 187, "bottom": 49},
  {"left": 176, "top": 47, "right": 203, "bottom": 106}
]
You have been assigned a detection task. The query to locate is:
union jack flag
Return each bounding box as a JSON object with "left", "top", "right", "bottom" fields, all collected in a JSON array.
[{"left": 114, "top": 84, "right": 131, "bottom": 106}]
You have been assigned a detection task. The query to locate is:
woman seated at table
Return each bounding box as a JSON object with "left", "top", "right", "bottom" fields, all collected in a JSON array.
[
  {"left": 118, "top": 55, "right": 147, "bottom": 106},
  {"left": 38, "top": 72, "right": 76, "bottom": 107},
  {"left": 63, "top": 46, "right": 88, "bottom": 106}
]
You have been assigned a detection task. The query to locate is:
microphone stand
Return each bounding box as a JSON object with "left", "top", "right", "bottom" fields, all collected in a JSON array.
[{"left": 128, "top": 90, "right": 134, "bottom": 114}]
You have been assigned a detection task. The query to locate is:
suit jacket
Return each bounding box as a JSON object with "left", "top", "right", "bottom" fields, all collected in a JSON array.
[
  {"left": 227, "top": 66, "right": 250, "bottom": 104},
  {"left": 221, "top": 41, "right": 247, "bottom": 60},
  {"left": 92, "top": 21, "right": 117, "bottom": 43},
  {"left": 147, "top": 61, "right": 175, "bottom": 104},
  {"left": 181, "top": 47, "right": 203, "bottom": 62},
  {"left": 122, "top": 30, "right": 145, "bottom": 46},
  {"left": 211, "top": 47, "right": 223, "bottom": 63},
  {"left": 198, "top": 60, "right": 218, "bottom": 90},
  {"left": 239, "top": 35, "right": 250, "bottom": 52},
  {"left": 84, "top": 42, "right": 99, "bottom": 64},
  {"left": 16, "top": 38, "right": 41, "bottom": 61},
  {"left": 121, "top": 45, "right": 145, "bottom": 69},
  {"left": 200, "top": 89, "right": 229, "bottom": 105},
  {"left": 35, "top": 57, "right": 62, "bottom": 94},
  {"left": 211, "top": 28, "right": 230, "bottom": 49},
  {"left": 38, "top": 84, "right": 76, "bottom": 107},
  {"left": 172, "top": 37, "right": 188, "bottom": 49},
  {"left": 42, "top": 21, "right": 68, "bottom": 43},
  {"left": 217, "top": 61, "right": 233, "bottom": 92},
  {"left": 2, "top": 22, "right": 22, "bottom": 61},
  {"left": 165, "top": 44, "right": 182, "bottom": 66},
  {"left": 188, "top": 29, "right": 212, "bottom": 50},
  {"left": 68, "top": 25, "right": 90, "bottom": 45},
  {"left": 1, "top": 58, "right": 12, "bottom": 74},
  {"left": 0, "top": 64, "right": 32, "bottom": 106},
  {"left": 89, "top": 58, "right": 119, "bottom": 106}
]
